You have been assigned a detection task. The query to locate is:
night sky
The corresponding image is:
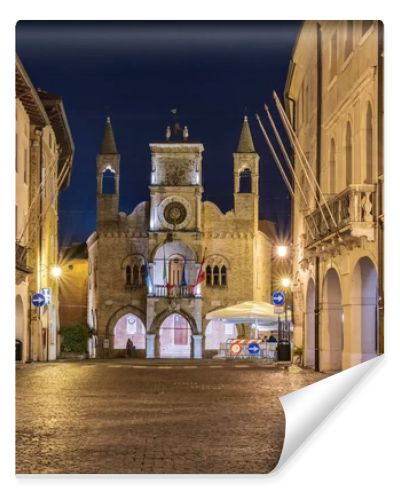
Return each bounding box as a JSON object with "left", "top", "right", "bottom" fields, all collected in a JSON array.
[{"left": 16, "top": 21, "right": 300, "bottom": 246}]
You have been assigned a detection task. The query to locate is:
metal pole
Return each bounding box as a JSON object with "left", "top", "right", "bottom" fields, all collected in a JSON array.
[
  {"left": 28, "top": 294, "right": 33, "bottom": 363},
  {"left": 284, "top": 302, "right": 288, "bottom": 341},
  {"left": 314, "top": 22, "right": 323, "bottom": 372}
]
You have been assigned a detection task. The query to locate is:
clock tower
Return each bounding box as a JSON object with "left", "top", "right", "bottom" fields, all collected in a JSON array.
[{"left": 149, "top": 120, "right": 204, "bottom": 233}]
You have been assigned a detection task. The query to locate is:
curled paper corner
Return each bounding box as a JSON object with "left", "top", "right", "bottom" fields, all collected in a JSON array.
[{"left": 274, "top": 355, "right": 383, "bottom": 472}]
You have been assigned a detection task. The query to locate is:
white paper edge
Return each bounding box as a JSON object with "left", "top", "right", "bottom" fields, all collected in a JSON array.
[{"left": 275, "top": 355, "right": 383, "bottom": 471}]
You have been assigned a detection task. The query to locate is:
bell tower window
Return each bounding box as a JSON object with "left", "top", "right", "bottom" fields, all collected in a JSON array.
[
  {"left": 102, "top": 166, "right": 116, "bottom": 194},
  {"left": 239, "top": 168, "right": 252, "bottom": 193},
  {"left": 132, "top": 265, "right": 139, "bottom": 287}
]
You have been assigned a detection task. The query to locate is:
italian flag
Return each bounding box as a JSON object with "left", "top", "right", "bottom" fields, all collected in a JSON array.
[{"left": 194, "top": 250, "right": 206, "bottom": 287}]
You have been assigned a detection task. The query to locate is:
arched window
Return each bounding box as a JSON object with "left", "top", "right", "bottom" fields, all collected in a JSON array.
[
  {"left": 221, "top": 265, "right": 227, "bottom": 287},
  {"left": 329, "top": 138, "right": 336, "bottom": 193},
  {"left": 206, "top": 265, "right": 212, "bottom": 286},
  {"left": 126, "top": 265, "right": 132, "bottom": 285},
  {"left": 132, "top": 265, "right": 139, "bottom": 287},
  {"left": 239, "top": 168, "right": 252, "bottom": 193},
  {"left": 102, "top": 167, "right": 116, "bottom": 194},
  {"left": 213, "top": 266, "right": 220, "bottom": 286},
  {"left": 366, "top": 104, "right": 373, "bottom": 183},
  {"left": 346, "top": 122, "right": 353, "bottom": 185}
]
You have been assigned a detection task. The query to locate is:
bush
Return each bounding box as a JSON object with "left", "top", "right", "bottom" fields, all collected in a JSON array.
[{"left": 60, "top": 324, "right": 89, "bottom": 353}]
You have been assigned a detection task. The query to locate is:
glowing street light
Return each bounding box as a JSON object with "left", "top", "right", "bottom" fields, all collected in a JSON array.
[
  {"left": 281, "top": 277, "right": 291, "bottom": 289},
  {"left": 276, "top": 245, "right": 289, "bottom": 258},
  {"left": 50, "top": 265, "right": 62, "bottom": 278}
]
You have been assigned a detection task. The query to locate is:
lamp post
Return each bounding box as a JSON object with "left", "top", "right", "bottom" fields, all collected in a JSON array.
[
  {"left": 50, "top": 265, "right": 62, "bottom": 279},
  {"left": 281, "top": 277, "right": 291, "bottom": 342},
  {"left": 274, "top": 244, "right": 292, "bottom": 362}
]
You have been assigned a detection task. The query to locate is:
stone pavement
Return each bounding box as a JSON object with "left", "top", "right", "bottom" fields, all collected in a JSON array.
[{"left": 16, "top": 359, "right": 326, "bottom": 474}]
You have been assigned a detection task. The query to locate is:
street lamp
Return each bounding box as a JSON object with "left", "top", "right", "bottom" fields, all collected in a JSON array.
[
  {"left": 276, "top": 245, "right": 289, "bottom": 258},
  {"left": 50, "top": 265, "right": 62, "bottom": 279}
]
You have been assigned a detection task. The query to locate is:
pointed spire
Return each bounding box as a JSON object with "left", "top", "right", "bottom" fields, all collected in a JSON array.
[
  {"left": 100, "top": 116, "right": 118, "bottom": 154},
  {"left": 236, "top": 115, "right": 256, "bottom": 153}
]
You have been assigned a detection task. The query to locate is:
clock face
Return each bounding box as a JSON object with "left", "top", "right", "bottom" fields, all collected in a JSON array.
[
  {"left": 164, "top": 202, "right": 187, "bottom": 226},
  {"left": 158, "top": 196, "right": 192, "bottom": 230}
]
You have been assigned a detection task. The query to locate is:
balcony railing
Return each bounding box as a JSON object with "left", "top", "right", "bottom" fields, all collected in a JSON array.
[
  {"left": 153, "top": 285, "right": 195, "bottom": 298},
  {"left": 305, "top": 184, "right": 376, "bottom": 246}
]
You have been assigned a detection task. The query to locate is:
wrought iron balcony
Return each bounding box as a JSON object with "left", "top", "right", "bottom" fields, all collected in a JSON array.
[
  {"left": 305, "top": 184, "right": 376, "bottom": 248},
  {"left": 153, "top": 285, "right": 195, "bottom": 298}
]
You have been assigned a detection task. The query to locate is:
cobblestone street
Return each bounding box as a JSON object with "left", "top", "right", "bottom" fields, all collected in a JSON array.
[{"left": 16, "top": 360, "right": 326, "bottom": 474}]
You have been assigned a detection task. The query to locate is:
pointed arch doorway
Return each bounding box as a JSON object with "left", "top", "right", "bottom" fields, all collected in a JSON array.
[{"left": 159, "top": 313, "right": 192, "bottom": 358}]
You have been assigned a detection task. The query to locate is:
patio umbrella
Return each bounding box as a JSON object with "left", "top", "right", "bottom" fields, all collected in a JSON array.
[{"left": 206, "top": 301, "right": 291, "bottom": 327}]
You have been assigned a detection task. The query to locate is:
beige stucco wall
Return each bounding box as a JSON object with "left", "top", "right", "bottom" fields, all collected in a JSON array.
[{"left": 286, "top": 21, "right": 382, "bottom": 371}]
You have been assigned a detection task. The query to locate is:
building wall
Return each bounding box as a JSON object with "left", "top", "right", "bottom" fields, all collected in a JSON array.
[
  {"left": 15, "top": 99, "right": 31, "bottom": 362},
  {"left": 27, "top": 124, "right": 60, "bottom": 361},
  {"left": 286, "top": 20, "right": 382, "bottom": 371},
  {"left": 59, "top": 257, "right": 89, "bottom": 326},
  {"left": 87, "top": 123, "right": 275, "bottom": 358},
  {"left": 16, "top": 56, "right": 74, "bottom": 363}
]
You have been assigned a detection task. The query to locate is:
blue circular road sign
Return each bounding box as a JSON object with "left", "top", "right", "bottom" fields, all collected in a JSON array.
[
  {"left": 32, "top": 293, "right": 45, "bottom": 308},
  {"left": 272, "top": 291, "right": 285, "bottom": 306},
  {"left": 247, "top": 342, "right": 260, "bottom": 355}
]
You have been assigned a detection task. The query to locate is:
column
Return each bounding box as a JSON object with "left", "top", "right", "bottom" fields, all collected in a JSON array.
[
  {"left": 192, "top": 334, "right": 203, "bottom": 359},
  {"left": 146, "top": 333, "right": 156, "bottom": 358}
]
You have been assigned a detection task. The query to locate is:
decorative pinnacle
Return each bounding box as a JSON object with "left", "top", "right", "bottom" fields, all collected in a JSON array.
[{"left": 236, "top": 115, "right": 256, "bottom": 153}]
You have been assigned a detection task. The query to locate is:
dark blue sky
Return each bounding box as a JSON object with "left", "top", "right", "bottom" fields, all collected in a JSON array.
[{"left": 16, "top": 21, "right": 300, "bottom": 246}]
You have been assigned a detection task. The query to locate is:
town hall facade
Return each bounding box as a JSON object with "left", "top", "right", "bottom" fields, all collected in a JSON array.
[{"left": 87, "top": 116, "right": 275, "bottom": 358}]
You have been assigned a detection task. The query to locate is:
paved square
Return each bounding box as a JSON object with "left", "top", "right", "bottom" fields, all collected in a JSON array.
[{"left": 16, "top": 360, "right": 326, "bottom": 474}]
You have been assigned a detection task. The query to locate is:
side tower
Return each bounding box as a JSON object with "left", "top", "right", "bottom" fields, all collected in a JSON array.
[
  {"left": 96, "top": 117, "right": 120, "bottom": 230},
  {"left": 233, "top": 116, "right": 259, "bottom": 231}
]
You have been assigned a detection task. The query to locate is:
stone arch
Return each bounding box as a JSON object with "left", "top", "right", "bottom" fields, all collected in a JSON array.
[
  {"left": 106, "top": 305, "right": 146, "bottom": 346},
  {"left": 304, "top": 279, "right": 316, "bottom": 369},
  {"left": 205, "top": 254, "right": 230, "bottom": 288},
  {"left": 150, "top": 309, "right": 198, "bottom": 358},
  {"left": 348, "top": 256, "right": 378, "bottom": 364},
  {"left": 151, "top": 241, "right": 198, "bottom": 294},
  {"left": 150, "top": 309, "right": 201, "bottom": 358},
  {"left": 121, "top": 253, "right": 146, "bottom": 270},
  {"left": 150, "top": 240, "right": 197, "bottom": 262},
  {"left": 121, "top": 253, "right": 147, "bottom": 286},
  {"left": 320, "top": 267, "right": 343, "bottom": 372},
  {"left": 205, "top": 253, "right": 231, "bottom": 269},
  {"left": 149, "top": 307, "right": 199, "bottom": 337}
]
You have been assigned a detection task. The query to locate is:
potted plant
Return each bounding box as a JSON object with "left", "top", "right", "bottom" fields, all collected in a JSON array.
[{"left": 293, "top": 345, "right": 303, "bottom": 366}]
